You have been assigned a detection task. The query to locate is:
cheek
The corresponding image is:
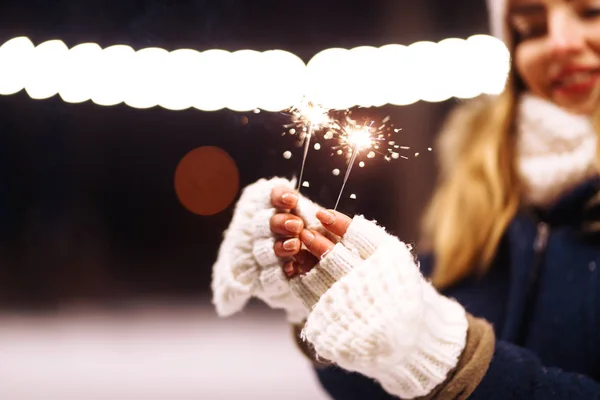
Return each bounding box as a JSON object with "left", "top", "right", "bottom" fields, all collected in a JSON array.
[
  {"left": 514, "top": 44, "right": 547, "bottom": 95},
  {"left": 587, "top": 25, "right": 600, "bottom": 54}
]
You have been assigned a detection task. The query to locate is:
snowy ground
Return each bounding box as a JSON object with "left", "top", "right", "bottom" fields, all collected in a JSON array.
[{"left": 0, "top": 303, "right": 330, "bottom": 400}]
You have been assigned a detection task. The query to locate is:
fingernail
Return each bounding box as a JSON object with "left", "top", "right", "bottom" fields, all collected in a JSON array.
[
  {"left": 316, "top": 210, "right": 335, "bottom": 225},
  {"left": 284, "top": 219, "right": 302, "bottom": 234},
  {"left": 283, "top": 262, "right": 296, "bottom": 278},
  {"left": 281, "top": 193, "right": 298, "bottom": 207},
  {"left": 300, "top": 230, "right": 315, "bottom": 246},
  {"left": 283, "top": 238, "right": 299, "bottom": 251}
]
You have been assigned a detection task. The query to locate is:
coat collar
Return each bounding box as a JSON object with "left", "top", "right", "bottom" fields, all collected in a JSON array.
[{"left": 528, "top": 176, "right": 600, "bottom": 229}]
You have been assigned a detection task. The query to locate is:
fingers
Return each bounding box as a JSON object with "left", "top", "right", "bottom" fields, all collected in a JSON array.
[
  {"left": 300, "top": 229, "right": 335, "bottom": 260},
  {"left": 316, "top": 209, "right": 352, "bottom": 237},
  {"left": 273, "top": 238, "right": 301, "bottom": 257},
  {"left": 271, "top": 212, "right": 304, "bottom": 258},
  {"left": 270, "top": 213, "right": 304, "bottom": 236},
  {"left": 277, "top": 229, "right": 336, "bottom": 276},
  {"left": 268, "top": 187, "right": 352, "bottom": 281},
  {"left": 282, "top": 250, "right": 318, "bottom": 279},
  {"left": 270, "top": 186, "right": 298, "bottom": 210}
]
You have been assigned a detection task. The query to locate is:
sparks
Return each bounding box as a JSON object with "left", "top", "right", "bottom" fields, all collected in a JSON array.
[
  {"left": 331, "top": 117, "right": 385, "bottom": 210},
  {"left": 330, "top": 116, "right": 385, "bottom": 162},
  {"left": 285, "top": 99, "right": 332, "bottom": 141},
  {"left": 283, "top": 98, "right": 333, "bottom": 191},
  {"left": 325, "top": 112, "right": 415, "bottom": 210},
  {"left": 347, "top": 128, "right": 373, "bottom": 150}
]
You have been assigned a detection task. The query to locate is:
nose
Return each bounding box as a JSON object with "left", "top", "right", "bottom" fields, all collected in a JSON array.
[{"left": 547, "top": 8, "right": 585, "bottom": 57}]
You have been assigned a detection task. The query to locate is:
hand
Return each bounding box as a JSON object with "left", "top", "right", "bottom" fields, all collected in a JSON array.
[
  {"left": 297, "top": 209, "right": 353, "bottom": 264},
  {"left": 269, "top": 185, "right": 353, "bottom": 279},
  {"left": 269, "top": 185, "right": 315, "bottom": 277},
  {"left": 269, "top": 185, "right": 304, "bottom": 257}
]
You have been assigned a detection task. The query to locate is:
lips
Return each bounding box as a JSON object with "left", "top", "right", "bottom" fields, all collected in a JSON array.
[{"left": 551, "top": 67, "right": 600, "bottom": 94}]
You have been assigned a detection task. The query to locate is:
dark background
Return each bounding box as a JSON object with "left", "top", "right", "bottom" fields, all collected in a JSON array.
[{"left": 0, "top": 0, "right": 488, "bottom": 310}]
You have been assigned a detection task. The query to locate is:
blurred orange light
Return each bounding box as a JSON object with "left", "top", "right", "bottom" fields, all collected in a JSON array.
[{"left": 174, "top": 146, "right": 240, "bottom": 216}]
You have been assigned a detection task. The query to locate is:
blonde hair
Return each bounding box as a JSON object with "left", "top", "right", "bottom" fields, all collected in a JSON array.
[
  {"left": 419, "top": 10, "right": 521, "bottom": 288},
  {"left": 420, "top": 76, "right": 521, "bottom": 289},
  {"left": 421, "top": 69, "right": 600, "bottom": 289}
]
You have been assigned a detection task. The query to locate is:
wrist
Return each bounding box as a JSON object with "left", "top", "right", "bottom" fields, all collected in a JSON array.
[
  {"left": 341, "top": 215, "right": 392, "bottom": 259},
  {"left": 289, "top": 243, "right": 360, "bottom": 310}
]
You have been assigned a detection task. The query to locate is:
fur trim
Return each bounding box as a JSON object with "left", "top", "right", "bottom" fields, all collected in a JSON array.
[{"left": 516, "top": 93, "right": 598, "bottom": 207}]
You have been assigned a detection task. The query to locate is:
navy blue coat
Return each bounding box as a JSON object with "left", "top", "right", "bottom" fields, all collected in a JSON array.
[{"left": 315, "top": 178, "right": 600, "bottom": 399}]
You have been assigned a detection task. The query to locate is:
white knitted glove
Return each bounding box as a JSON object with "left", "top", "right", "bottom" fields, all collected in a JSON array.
[
  {"left": 290, "top": 216, "right": 468, "bottom": 399},
  {"left": 211, "top": 176, "right": 329, "bottom": 324}
]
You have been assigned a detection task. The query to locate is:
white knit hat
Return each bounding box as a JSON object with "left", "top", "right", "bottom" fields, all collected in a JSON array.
[{"left": 488, "top": 0, "right": 508, "bottom": 42}]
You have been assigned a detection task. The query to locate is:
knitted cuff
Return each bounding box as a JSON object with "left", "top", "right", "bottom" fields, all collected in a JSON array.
[
  {"left": 252, "top": 227, "right": 312, "bottom": 323},
  {"left": 301, "top": 236, "right": 468, "bottom": 399},
  {"left": 341, "top": 215, "right": 392, "bottom": 259},
  {"left": 252, "top": 237, "right": 279, "bottom": 270},
  {"left": 379, "top": 286, "right": 468, "bottom": 398},
  {"left": 289, "top": 243, "right": 361, "bottom": 310},
  {"left": 212, "top": 176, "right": 294, "bottom": 318},
  {"left": 252, "top": 208, "right": 276, "bottom": 240},
  {"left": 211, "top": 235, "right": 257, "bottom": 317}
]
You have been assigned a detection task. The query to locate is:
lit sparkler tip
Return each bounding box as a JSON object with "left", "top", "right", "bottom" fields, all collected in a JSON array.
[
  {"left": 290, "top": 98, "right": 332, "bottom": 130},
  {"left": 336, "top": 117, "right": 383, "bottom": 156},
  {"left": 346, "top": 127, "right": 373, "bottom": 150}
]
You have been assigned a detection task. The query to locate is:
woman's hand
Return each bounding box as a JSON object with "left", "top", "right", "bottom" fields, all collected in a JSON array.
[{"left": 269, "top": 186, "right": 353, "bottom": 279}]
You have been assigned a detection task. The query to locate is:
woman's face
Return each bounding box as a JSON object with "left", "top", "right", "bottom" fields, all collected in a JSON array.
[{"left": 511, "top": 0, "right": 600, "bottom": 115}]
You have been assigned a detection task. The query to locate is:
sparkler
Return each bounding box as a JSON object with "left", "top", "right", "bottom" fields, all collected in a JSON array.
[
  {"left": 332, "top": 118, "right": 384, "bottom": 210},
  {"left": 326, "top": 112, "right": 417, "bottom": 209},
  {"left": 284, "top": 99, "right": 331, "bottom": 191},
  {"left": 281, "top": 105, "right": 427, "bottom": 209}
]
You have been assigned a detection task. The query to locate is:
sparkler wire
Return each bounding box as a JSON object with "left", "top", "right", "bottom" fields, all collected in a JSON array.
[
  {"left": 296, "top": 122, "right": 313, "bottom": 191},
  {"left": 334, "top": 143, "right": 358, "bottom": 210}
]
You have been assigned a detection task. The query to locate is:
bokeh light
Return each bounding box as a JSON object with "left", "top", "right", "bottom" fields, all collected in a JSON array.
[
  {"left": 306, "top": 47, "right": 355, "bottom": 110},
  {"left": 159, "top": 49, "right": 202, "bottom": 111},
  {"left": 124, "top": 47, "right": 170, "bottom": 109},
  {"left": 192, "top": 49, "right": 231, "bottom": 112},
  {"left": 91, "top": 45, "right": 136, "bottom": 107},
  {"left": 258, "top": 50, "right": 306, "bottom": 112},
  {"left": 0, "top": 35, "right": 511, "bottom": 110},
  {"left": 379, "top": 44, "right": 420, "bottom": 106},
  {"left": 174, "top": 146, "right": 240, "bottom": 216},
  {"left": 227, "top": 50, "right": 264, "bottom": 112},
  {"left": 59, "top": 42, "right": 103, "bottom": 104},
  {"left": 0, "top": 36, "right": 35, "bottom": 95},
  {"left": 25, "top": 39, "right": 69, "bottom": 100},
  {"left": 467, "top": 35, "right": 511, "bottom": 95}
]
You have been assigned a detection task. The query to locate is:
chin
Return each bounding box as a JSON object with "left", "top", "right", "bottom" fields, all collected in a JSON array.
[
  {"left": 550, "top": 87, "right": 600, "bottom": 117},
  {"left": 550, "top": 95, "right": 596, "bottom": 116}
]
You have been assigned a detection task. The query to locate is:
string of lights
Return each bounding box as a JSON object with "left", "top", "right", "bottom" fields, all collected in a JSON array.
[{"left": 0, "top": 35, "right": 510, "bottom": 111}]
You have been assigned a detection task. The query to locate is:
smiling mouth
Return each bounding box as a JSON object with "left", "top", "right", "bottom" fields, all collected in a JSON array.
[{"left": 552, "top": 69, "right": 600, "bottom": 93}]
